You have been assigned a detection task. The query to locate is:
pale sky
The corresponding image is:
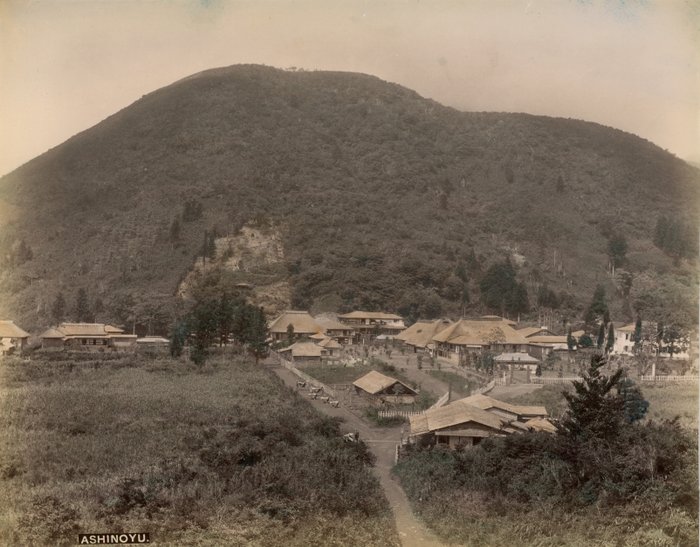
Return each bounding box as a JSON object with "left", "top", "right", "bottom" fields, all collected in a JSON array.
[{"left": 0, "top": 0, "right": 698, "bottom": 177}]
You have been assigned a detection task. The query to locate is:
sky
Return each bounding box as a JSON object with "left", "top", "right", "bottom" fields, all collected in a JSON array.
[{"left": 0, "top": 0, "right": 698, "bottom": 177}]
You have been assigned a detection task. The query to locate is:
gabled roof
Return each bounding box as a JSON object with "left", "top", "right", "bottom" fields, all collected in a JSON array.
[
  {"left": 317, "top": 338, "right": 342, "bottom": 349},
  {"left": 459, "top": 394, "right": 547, "bottom": 418},
  {"left": 617, "top": 323, "right": 637, "bottom": 333},
  {"left": 353, "top": 370, "right": 416, "bottom": 395},
  {"left": 40, "top": 328, "right": 65, "bottom": 339},
  {"left": 517, "top": 326, "right": 556, "bottom": 338},
  {"left": 268, "top": 311, "right": 323, "bottom": 335},
  {"left": 523, "top": 335, "right": 568, "bottom": 345},
  {"left": 494, "top": 353, "right": 540, "bottom": 363},
  {"left": 46, "top": 323, "right": 125, "bottom": 338},
  {"left": 396, "top": 319, "right": 453, "bottom": 347},
  {"left": 339, "top": 311, "right": 403, "bottom": 321},
  {"left": 314, "top": 315, "right": 352, "bottom": 331},
  {"left": 0, "top": 320, "right": 29, "bottom": 339},
  {"left": 432, "top": 318, "right": 528, "bottom": 346},
  {"left": 409, "top": 400, "right": 506, "bottom": 436},
  {"left": 524, "top": 418, "right": 557, "bottom": 433},
  {"left": 278, "top": 341, "right": 325, "bottom": 358}
]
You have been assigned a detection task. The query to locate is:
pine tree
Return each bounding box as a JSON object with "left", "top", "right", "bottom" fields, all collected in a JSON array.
[
  {"left": 596, "top": 323, "right": 605, "bottom": 350},
  {"left": 617, "top": 378, "right": 649, "bottom": 423},
  {"left": 560, "top": 355, "right": 625, "bottom": 440},
  {"left": 286, "top": 323, "right": 295, "bottom": 345},
  {"left": 169, "top": 320, "right": 187, "bottom": 358},
  {"left": 566, "top": 327, "right": 576, "bottom": 351},
  {"left": 606, "top": 323, "right": 615, "bottom": 354},
  {"left": 246, "top": 306, "right": 270, "bottom": 364},
  {"left": 75, "top": 288, "right": 90, "bottom": 322},
  {"left": 189, "top": 298, "right": 219, "bottom": 365},
  {"left": 51, "top": 292, "right": 66, "bottom": 325}
]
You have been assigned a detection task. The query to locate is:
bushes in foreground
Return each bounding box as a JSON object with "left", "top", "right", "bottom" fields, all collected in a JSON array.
[
  {"left": 395, "top": 356, "right": 698, "bottom": 545},
  {"left": 1, "top": 355, "right": 398, "bottom": 546}
]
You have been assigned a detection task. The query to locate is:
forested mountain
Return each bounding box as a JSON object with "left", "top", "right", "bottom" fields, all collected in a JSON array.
[{"left": 0, "top": 64, "right": 697, "bottom": 332}]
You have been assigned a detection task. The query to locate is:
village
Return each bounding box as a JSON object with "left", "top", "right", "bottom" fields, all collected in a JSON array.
[{"left": 1, "top": 307, "right": 696, "bottom": 453}]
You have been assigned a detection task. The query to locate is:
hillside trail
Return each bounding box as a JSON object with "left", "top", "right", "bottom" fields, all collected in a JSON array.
[{"left": 266, "top": 360, "right": 445, "bottom": 547}]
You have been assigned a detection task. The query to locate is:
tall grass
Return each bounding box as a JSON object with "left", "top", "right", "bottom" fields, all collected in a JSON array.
[{"left": 0, "top": 355, "right": 399, "bottom": 546}]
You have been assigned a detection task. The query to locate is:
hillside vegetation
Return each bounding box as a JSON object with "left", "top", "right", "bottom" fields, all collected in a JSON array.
[
  {"left": 0, "top": 64, "right": 697, "bottom": 331},
  {"left": 0, "top": 353, "right": 398, "bottom": 546}
]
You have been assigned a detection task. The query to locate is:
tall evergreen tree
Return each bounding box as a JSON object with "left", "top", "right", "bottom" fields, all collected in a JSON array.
[
  {"left": 606, "top": 323, "right": 615, "bottom": 354},
  {"left": 189, "top": 297, "right": 219, "bottom": 365},
  {"left": 633, "top": 316, "right": 642, "bottom": 353},
  {"left": 75, "top": 288, "right": 90, "bottom": 322},
  {"left": 566, "top": 327, "right": 576, "bottom": 351},
  {"left": 596, "top": 323, "right": 606, "bottom": 350},
  {"left": 246, "top": 306, "right": 270, "bottom": 364},
  {"left": 51, "top": 292, "right": 66, "bottom": 325},
  {"left": 584, "top": 285, "right": 608, "bottom": 326},
  {"left": 559, "top": 355, "right": 625, "bottom": 440},
  {"left": 169, "top": 320, "right": 188, "bottom": 358}
]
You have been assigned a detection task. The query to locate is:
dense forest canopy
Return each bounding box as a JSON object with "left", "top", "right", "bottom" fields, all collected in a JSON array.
[{"left": 0, "top": 65, "right": 697, "bottom": 332}]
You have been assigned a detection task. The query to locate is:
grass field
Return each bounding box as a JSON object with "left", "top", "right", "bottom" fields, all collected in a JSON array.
[
  {"left": 0, "top": 354, "right": 399, "bottom": 546},
  {"left": 425, "top": 370, "right": 473, "bottom": 399},
  {"left": 643, "top": 382, "right": 698, "bottom": 429},
  {"left": 300, "top": 358, "right": 417, "bottom": 391},
  {"left": 500, "top": 380, "right": 698, "bottom": 427}
]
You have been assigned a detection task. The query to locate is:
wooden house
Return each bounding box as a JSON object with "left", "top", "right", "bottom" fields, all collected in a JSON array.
[
  {"left": 431, "top": 316, "right": 528, "bottom": 364},
  {"left": 313, "top": 315, "right": 355, "bottom": 345},
  {"left": 0, "top": 320, "right": 30, "bottom": 355},
  {"left": 39, "top": 323, "right": 137, "bottom": 351},
  {"left": 396, "top": 318, "right": 452, "bottom": 354},
  {"left": 268, "top": 311, "right": 323, "bottom": 342},
  {"left": 338, "top": 311, "right": 406, "bottom": 342},
  {"left": 278, "top": 341, "right": 327, "bottom": 364},
  {"left": 409, "top": 394, "right": 550, "bottom": 449},
  {"left": 494, "top": 352, "right": 540, "bottom": 372},
  {"left": 352, "top": 370, "right": 417, "bottom": 404}
]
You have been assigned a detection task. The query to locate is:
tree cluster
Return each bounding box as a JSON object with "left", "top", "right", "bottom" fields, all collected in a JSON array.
[
  {"left": 653, "top": 215, "right": 697, "bottom": 261},
  {"left": 479, "top": 260, "right": 529, "bottom": 317},
  {"left": 171, "top": 293, "right": 270, "bottom": 365}
]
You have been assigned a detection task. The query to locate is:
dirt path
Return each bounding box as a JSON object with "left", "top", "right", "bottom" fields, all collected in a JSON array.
[{"left": 268, "top": 361, "right": 445, "bottom": 547}]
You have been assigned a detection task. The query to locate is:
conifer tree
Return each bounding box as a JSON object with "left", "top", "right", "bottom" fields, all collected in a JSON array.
[
  {"left": 606, "top": 323, "right": 615, "bottom": 354},
  {"left": 51, "top": 292, "right": 66, "bottom": 325},
  {"left": 75, "top": 288, "right": 90, "bottom": 322},
  {"left": 560, "top": 355, "right": 625, "bottom": 440},
  {"left": 596, "top": 323, "right": 605, "bottom": 350},
  {"left": 246, "top": 306, "right": 270, "bottom": 364}
]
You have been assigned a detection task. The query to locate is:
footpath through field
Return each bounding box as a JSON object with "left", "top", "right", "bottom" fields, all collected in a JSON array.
[{"left": 267, "top": 359, "right": 445, "bottom": 547}]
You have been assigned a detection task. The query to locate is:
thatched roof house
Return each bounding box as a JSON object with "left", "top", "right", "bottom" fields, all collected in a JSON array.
[
  {"left": 396, "top": 319, "right": 452, "bottom": 352},
  {"left": 432, "top": 316, "right": 529, "bottom": 362},
  {"left": 409, "top": 394, "right": 549, "bottom": 449},
  {"left": 278, "top": 341, "right": 327, "bottom": 363},
  {"left": 268, "top": 311, "right": 323, "bottom": 342},
  {"left": 353, "top": 370, "right": 417, "bottom": 403},
  {"left": 0, "top": 320, "right": 30, "bottom": 354}
]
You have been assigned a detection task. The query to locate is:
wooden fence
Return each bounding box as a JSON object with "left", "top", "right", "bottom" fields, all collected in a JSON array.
[
  {"left": 640, "top": 375, "right": 699, "bottom": 383},
  {"left": 378, "top": 409, "right": 424, "bottom": 419}
]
